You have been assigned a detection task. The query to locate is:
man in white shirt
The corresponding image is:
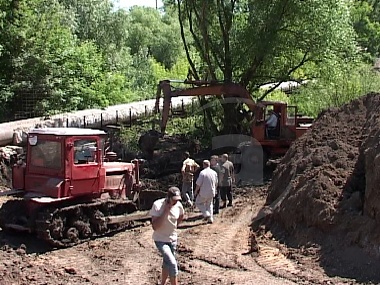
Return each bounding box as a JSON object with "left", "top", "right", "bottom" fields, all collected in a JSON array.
[
  {"left": 194, "top": 160, "right": 218, "bottom": 224},
  {"left": 265, "top": 109, "right": 279, "bottom": 138},
  {"left": 149, "top": 187, "right": 185, "bottom": 285}
]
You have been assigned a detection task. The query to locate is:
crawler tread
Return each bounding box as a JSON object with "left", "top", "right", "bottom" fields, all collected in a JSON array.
[{"left": 1, "top": 199, "right": 140, "bottom": 247}]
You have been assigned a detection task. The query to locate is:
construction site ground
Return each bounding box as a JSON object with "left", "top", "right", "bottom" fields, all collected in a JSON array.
[
  {"left": 0, "top": 185, "right": 368, "bottom": 285},
  {"left": 2, "top": 92, "right": 380, "bottom": 284}
]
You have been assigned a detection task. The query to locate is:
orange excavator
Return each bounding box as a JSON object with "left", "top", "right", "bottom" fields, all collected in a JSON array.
[
  {"left": 154, "top": 79, "right": 313, "bottom": 183},
  {"left": 155, "top": 80, "right": 313, "bottom": 151}
]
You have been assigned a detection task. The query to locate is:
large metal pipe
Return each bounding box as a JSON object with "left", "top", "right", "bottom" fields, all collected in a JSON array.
[{"left": 0, "top": 96, "right": 195, "bottom": 147}]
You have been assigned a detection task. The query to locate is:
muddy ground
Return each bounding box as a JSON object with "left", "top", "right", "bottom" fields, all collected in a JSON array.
[
  {"left": 0, "top": 185, "right": 373, "bottom": 285},
  {"left": 1, "top": 92, "right": 380, "bottom": 285}
]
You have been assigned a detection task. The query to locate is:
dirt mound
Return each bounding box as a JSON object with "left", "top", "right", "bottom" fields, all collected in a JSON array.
[{"left": 257, "top": 93, "right": 380, "bottom": 255}]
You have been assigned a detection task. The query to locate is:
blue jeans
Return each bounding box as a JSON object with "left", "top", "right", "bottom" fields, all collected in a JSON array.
[{"left": 154, "top": 241, "right": 178, "bottom": 277}]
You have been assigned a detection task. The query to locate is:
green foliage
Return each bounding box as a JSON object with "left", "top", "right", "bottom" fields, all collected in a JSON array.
[
  {"left": 254, "top": 89, "right": 290, "bottom": 103},
  {"left": 351, "top": 0, "right": 380, "bottom": 58},
  {"left": 118, "top": 126, "right": 142, "bottom": 153},
  {"left": 172, "top": 0, "right": 357, "bottom": 86},
  {"left": 151, "top": 56, "right": 189, "bottom": 82},
  {"left": 58, "top": 0, "right": 115, "bottom": 49},
  {"left": 1, "top": 0, "right": 380, "bottom": 127},
  {"left": 167, "top": 0, "right": 361, "bottom": 134},
  {"left": 126, "top": 6, "right": 183, "bottom": 69},
  {"left": 166, "top": 114, "right": 213, "bottom": 145},
  {"left": 0, "top": 1, "right": 191, "bottom": 121},
  {"left": 117, "top": 111, "right": 213, "bottom": 155},
  {"left": 290, "top": 63, "right": 380, "bottom": 117}
]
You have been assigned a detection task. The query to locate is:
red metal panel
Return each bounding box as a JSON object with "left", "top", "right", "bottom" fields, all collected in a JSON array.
[
  {"left": 12, "top": 164, "right": 26, "bottom": 190},
  {"left": 102, "top": 162, "right": 136, "bottom": 172},
  {"left": 24, "top": 175, "right": 63, "bottom": 198},
  {"left": 68, "top": 136, "right": 103, "bottom": 196},
  {"left": 70, "top": 163, "right": 101, "bottom": 196}
]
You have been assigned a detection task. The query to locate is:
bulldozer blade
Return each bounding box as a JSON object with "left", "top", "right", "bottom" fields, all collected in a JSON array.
[
  {"left": 0, "top": 189, "right": 24, "bottom": 197},
  {"left": 105, "top": 211, "right": 150, "bottom": 225},
  {"left": 3, "top": 223, "right": 31, "bottom": 232}
]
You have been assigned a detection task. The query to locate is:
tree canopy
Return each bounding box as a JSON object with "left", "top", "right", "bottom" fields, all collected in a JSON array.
[
  {"left": 0, "top": 0, "right": 379, "bottom": 123},
  {"left": 0, "top": 0, "right": 186, "bottom": 121},
  {"left": 170, "top": 0, "right": 357, "bottom": 91}
]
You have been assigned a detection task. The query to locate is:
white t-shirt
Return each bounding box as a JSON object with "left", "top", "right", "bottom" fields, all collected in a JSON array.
[
  {"left": 149, "top": 198, "right": 184, "bottom": 242},
  {"left": 266, "top": 113, "right": 278, "bottom": 128},
  {"left": 196, "top": 167, "right": 218, "bottom": 199}
]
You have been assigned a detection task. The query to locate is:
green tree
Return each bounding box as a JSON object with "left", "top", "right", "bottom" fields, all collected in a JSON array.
[
  {"left": 126, "top": 6, "right": 183, "bottom": 69},
  {"left": 0, "top": 0, "right": 134, "bottom": 119},
  {"left": 169, "top": 0, "right": 357, "bottom": 133},
  {"left": 0, "top": 0, "right": 25, "bottom": 119},
  {"left": 351, "top": 0, "right": 380, "bottom": 58},
  {"left": 58, "top": 0, "right": 116, "bottom": 49},
  {"left": 9, "top": 0, "right": 107, "bottom": 114}
]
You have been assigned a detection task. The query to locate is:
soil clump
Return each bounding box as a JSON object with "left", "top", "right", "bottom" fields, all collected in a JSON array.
[{"left": 254, "top": 93, "right": 380, "bottom": 283}]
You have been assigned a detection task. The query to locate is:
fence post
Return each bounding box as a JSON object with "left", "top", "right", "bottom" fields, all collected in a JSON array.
[
  {"left": 181, "top": 99, "right": 184, "bottom": 113},
  {"left": 66, "top": 118, "right": 69, "bottom": 127},
  {"left": 145, "top": 105, "right": 147, "bottom": 116},
  {"left": 100, "top": 113, "right": 103, "bottom": 128},
  {"left": 129, "top": 108, "right": 132, "bottom": 127},
  {"left": 83, "top": 116, "right": 86, "bottom": 128},
  {"left": 116, "top": 110, "right": 119, "bottom": 124}
]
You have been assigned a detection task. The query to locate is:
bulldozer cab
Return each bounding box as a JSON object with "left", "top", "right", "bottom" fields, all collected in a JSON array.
[{"left": 13, "top": 128, "right": 107, "bottom": 199}]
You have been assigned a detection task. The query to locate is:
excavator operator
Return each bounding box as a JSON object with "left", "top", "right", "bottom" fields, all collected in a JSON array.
[{"left": 265, "top": 109, "right": 279, "bottom": 138}]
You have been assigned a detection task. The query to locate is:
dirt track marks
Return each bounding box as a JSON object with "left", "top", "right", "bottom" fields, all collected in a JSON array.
[
  {"left": 177, "top": 195, "right": 296, "bottom": 284},
  {"left": 0, "top": 189, "right": 301, "bottom": 285},
  {"left": 29, "top": 227, "right": 161, "bottom": 285}
]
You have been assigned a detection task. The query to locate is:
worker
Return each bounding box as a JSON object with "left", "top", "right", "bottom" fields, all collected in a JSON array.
[
  {"left": 181, "top": 151, "right": 199, "bottom": 207},
  {"left": 265, "top": 109, "right": 279, "bottom": 138},
  {"left": 194, "top": 160, "right": 218, "bottom": 224},
  {"left": 149, "top": 186, "right": 185, "bottom": 285},
  {"left": 220, "top": 154, "right": 235, "bottom": 208},
  {"left": 210, "top": 155, "right": 222, "bottom": 215}
]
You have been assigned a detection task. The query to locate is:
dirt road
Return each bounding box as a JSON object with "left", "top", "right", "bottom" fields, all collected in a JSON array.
[{"left": 0, "top": 187, "right": 301, "bottom": 285}]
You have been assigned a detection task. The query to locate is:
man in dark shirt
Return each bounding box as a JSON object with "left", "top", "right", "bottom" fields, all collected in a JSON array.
[
  {"left": 210, "top": 155, "right": 222, "bottom": 214},
  {"left": 220, "top": 153, "right": 235, "bottom": 208}
]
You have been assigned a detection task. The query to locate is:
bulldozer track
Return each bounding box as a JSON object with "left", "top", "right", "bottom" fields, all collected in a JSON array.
[
  {"left": 0, "top": 197, "right": 153, "bottom": 248},
  {"left": 36, "top": 199, "right": 144, "bottom": 247}
]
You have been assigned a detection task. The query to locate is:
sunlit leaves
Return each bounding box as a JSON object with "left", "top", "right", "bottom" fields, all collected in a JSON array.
[
  {"left": 126, "top": 6, "right": 183, "bottom": 69},
  {"left": 176, "top": 0, "right": 358, "bottom": 91}
]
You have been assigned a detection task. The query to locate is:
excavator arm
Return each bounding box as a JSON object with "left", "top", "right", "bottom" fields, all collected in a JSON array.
[{"left": 155, "top": 80, "right": 258, "bottom": 134}]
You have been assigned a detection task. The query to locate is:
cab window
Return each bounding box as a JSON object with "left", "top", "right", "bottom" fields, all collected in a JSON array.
[
  {"left": 30, "top": 140, "right": 62, "bottom": 169},
  {"left": 74, "top": 139, "right": 98, "bottom": 164}
]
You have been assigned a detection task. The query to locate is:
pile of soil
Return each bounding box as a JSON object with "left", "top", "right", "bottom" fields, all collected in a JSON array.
[
  {"left": 135, "top": 134, "right": 210, "bottom": 210},
  {"left": 254, "top": 93, "right": 380, "bottom": 280}
]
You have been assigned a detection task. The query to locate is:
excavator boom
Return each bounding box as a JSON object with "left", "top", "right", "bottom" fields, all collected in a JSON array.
[{"left": 155, "top": 80, "right": 257, "bottom": 134}]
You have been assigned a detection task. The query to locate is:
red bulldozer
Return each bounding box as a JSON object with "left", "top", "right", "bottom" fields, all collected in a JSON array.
[{"left": 0, "top": 128, "right": 147, "bottom": 247}]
